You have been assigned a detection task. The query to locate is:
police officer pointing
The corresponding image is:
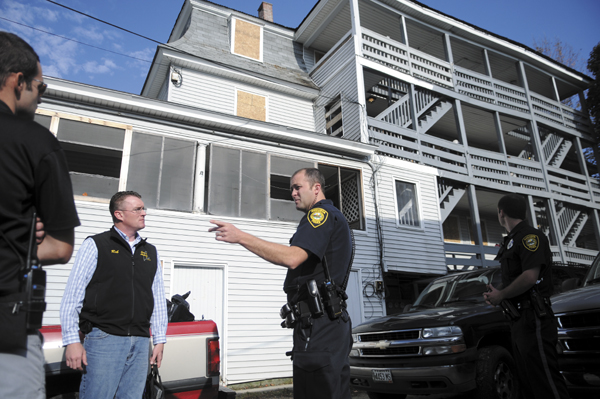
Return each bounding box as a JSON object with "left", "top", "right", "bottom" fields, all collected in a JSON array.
[
  {"left": 484, "top": 194, "right": 568, "bottom": 399},
  {"left": 210, "top": 168, "right": 353, "bottom": 399}
]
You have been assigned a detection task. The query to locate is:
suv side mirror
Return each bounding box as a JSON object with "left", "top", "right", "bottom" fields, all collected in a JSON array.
[
  {"left": 403, "top": 304, "right": 413, "bottom": 313},
  {"left": 561, "top": 277, "right": 581, "bottom": 293}
]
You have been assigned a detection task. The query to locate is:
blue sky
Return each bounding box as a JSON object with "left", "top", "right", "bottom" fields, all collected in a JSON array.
[{"left": 1, "top": 0, "right": 598, "bottom": 95}]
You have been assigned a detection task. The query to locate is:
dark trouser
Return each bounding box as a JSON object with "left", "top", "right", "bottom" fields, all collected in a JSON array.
[
  {"left": 292, "top": 312, "right": 352, "bottom": 399},
  {"left": 511, "top": 306, "right": 569, "bottom": 399}
]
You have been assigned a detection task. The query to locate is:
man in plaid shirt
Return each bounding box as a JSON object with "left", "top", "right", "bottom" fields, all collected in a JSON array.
[{"left": 60, "top": 191, "right": 167, "bottom": 399}]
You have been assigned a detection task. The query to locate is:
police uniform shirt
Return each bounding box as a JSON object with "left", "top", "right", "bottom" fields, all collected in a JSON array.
[
  {"left": 284, "top": 199, "right": 352, "bottom": 301},
  {"left": 495, "top": 221, "right": 553, "bottom": 301},
  {"left": 0, "top": 100, "right": 80, "bottom": 294}
]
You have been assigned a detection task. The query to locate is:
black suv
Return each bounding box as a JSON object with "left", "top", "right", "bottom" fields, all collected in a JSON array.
[
  {"left": 553, "top": 254, "right": 600, "bottom": 397},
  {"left": 349, "top": 267, "right": 517, "bottom": 399}
]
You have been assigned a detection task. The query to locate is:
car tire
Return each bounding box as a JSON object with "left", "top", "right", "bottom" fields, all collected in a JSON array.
[
  {"left": 473, "top": 345, "right": 519, "bottom": 399},
  {"left": 366, "top": 392, "right": 407, "bottom": 399}
]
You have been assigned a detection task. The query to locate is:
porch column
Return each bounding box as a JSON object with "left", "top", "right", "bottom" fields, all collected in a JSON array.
[
  {"left": 349, "top": 0, "right": 368, "bottom": 143},
  {"left": 466, "top": 185, "right": 486, "bottom": 267},
  {"left": 453, "top": 100, "right": 473, "bottom": 178}
]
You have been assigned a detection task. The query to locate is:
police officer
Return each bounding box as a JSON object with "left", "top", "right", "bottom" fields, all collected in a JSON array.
[
  {"left": 484, "top": 194, "right": 568, "bottom": 399},
  {"left": 0, "top": 32, "right": 80, "bottom": 399},
  {"left": 209, "top": 168, "right": 353, "bottom": 399}
]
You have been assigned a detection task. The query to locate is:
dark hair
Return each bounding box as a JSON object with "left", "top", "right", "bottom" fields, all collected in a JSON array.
[
  {"left": 109, "top": 191, "right": 142, "bottom": 223},
  {"left": 0, "top": 32, "right": 40, "bottom": 89},
  {"left": 498, "top": 194, "right": 527, "bottom": 220},
  {"left": 293, "top": 168, "right": 325, "bottom": 189}
]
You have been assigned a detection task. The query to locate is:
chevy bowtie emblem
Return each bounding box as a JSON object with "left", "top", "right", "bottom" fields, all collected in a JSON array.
[{"left": 375, "top": 340, "right": 390, "bottom": 350}]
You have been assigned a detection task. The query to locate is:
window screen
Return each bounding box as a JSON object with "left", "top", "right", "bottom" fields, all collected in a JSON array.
[
  {"left": 128, "top": 132, "right": 196, "bottom": 212},
  {"left": 208, "top": 146, "right": 241, "bottom": 217}
]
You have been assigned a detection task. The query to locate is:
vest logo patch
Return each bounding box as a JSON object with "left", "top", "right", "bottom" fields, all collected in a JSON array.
[
  {"left": 140, "top": 251, "right": 152, "bottom": 261},
  {"left": 308, "top": 208, "right": 328, "bottom": 228},
  {"left": 523, "top": 234, "right": 539, "bottom": 252},
  {"left": 111, "top": 249, "right": 119, "bottom": 254}
]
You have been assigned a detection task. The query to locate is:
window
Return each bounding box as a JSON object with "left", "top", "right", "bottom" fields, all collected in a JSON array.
[
  {"left": 56, "top": 118, "right": 126, "bottom": 199},
  {"left": 395, "top": 180, "right": 420, "bottom": 227},
  {"left": 325, "top": 96, "right": 343, "bottom": 137},
  {"left": 207, "top": 146, "right": 268, "bottom": 219},
  {"left": 127, "top": 133, "right": 197, "bottom": 212},
  {"left": 231, "top": 18, "right": 262, "bottom": 61},
  {"left": 236, "top": 90, "right": 266, "bottom": 122},
  {"left": 319, "top": 164, "right": 364, "bottom": 230},
  {"left": 270, "top": 156, "right": 314, "bottom": 222},
  {"left": 34, "top": 113, "right": 52, "bottom": 130},
  {"left": 207, "top": 145, "right": 365, "bottom": 228}
]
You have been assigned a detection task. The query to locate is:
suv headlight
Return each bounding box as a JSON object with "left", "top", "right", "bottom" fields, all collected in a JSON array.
[{"left": 422, "top": 326, "right": 462, "bottom": 338}]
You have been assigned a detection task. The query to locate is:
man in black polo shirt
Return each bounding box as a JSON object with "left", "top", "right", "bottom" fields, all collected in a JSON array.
[
  {"left": 484, "top": 194, "right": 568, "bottom": 399},
  {"left": 0, "top": 32, "right": 80, "bottom": 399},
  {"left": 210, "top": 168, "right": 353, "bottom": 399}
]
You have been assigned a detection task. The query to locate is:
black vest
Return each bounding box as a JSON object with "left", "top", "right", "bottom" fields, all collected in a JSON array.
[{"left": 80, "top": 227, "right": 158, "bottom": 337}]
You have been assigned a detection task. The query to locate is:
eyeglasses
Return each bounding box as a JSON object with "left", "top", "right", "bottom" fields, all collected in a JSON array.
[
  {"left": 31, "top": 78, "right": 47, "bottom": 96},
  {"left": 118, "top": 207, "right": 147, "bottom": 214}
]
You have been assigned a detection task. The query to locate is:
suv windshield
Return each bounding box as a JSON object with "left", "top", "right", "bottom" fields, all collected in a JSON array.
[
  {"left": 411, "top": 268, "right": 501, "bottom": 310},
  {"left": 584, "top": 255, "right": 600, "bottom": 286}
]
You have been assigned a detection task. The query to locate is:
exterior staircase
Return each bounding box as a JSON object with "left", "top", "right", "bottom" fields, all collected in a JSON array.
[
  {"left": 556, "top": 202, "right": 589, "bottom": 246},
  {"left": 541, "top": 131, "right": 573, "bottom": 168},
  {"left": 438, "top": 180, "right": 466, "bottom": 222},
  {"left": 418, "top": 100, "right": 453, "bottom": 134}
]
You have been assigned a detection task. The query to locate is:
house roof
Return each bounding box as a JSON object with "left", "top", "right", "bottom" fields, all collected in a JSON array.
[{"left": 142, "top": 0, "right": 318, "bottom": 98}]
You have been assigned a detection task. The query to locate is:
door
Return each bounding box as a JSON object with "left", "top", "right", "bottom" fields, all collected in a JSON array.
[{"left": 171, "top": 264, "right": 224, "bottom": 336}]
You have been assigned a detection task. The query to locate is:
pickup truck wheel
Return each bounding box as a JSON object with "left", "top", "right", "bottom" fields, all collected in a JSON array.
[
  {"left": 367, "top": 392, "right": 407, "bottom": 399},
  {"left": 474, "top": 346, "right": 518, "bottom": 399}
]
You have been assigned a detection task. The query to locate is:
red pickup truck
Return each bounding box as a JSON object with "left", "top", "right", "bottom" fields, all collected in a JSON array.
[{"left": 42, "top": 320, "right": 221, "bottom": 399}]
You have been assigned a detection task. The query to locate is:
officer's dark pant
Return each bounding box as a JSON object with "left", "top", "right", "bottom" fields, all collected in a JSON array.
[
  {"left": 511, "top": 306, "right": 569, "bottom": 399},
  {"left": 292, "top": 312, "right": 352, "bottom": 399}
]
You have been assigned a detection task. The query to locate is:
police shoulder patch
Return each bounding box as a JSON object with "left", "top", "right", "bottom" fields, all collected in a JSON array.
[
  {"left": 522, "top": 234, "right": 539, "bottom": 252},
  {"left": 308, "top": 208, "right": 328, "bottom": 228}
]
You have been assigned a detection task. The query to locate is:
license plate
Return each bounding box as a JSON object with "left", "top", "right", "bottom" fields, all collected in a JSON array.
[{"left": 372, "top": 369, "right": 393, "bottom": 383}]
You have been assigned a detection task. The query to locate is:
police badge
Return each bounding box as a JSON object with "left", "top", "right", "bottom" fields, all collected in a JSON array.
[
  {"left": 523, "top": 234, "right": 539, "bottom": 252},
  {"left": 308, "top": 208, "right": 328, "bottom": 228}
]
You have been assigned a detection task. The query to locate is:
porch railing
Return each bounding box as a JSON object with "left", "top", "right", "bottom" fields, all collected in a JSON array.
[{"left": 360, "top": 28, "right": 592, "bottom": 136}]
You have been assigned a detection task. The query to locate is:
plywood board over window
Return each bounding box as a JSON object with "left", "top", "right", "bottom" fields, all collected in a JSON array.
[
  {"left": 236, "top": 90, "right": 266, "bottom": 121},
  {"left": 232, "top": 18, "right": 262, "bottom": 61}
]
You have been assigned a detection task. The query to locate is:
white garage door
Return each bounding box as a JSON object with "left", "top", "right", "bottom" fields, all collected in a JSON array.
[{"left": 171, "top": 264, "right": 224, "bottom": 337}]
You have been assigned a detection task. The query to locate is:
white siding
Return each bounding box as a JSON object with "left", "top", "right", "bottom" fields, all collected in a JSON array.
[
  {"left": 373, "top": 159, "right": 447, "bottom": 275},
  {"left": 311, "top": 39, "right": 362, "bottom": 141},
  {"left": 169, "top": 68, "right": 315, "bottom": 131},
  {"left": 157, "top": 77, "right": 169, "bottom": 101}
]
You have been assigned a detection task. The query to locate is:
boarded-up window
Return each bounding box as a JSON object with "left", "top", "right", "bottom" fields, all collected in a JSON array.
[
  {"left": 232, "top": 18, "right": 262, "bottom": 61},
  {"left": 237, "top": 90, "right": 266, "bottom": 121},
  {"left": 127, "top": 132, "right": 196, "bottom": 212},
  {"left": 395, "top": 180, "right": 420, "bottom": 227},
  {"left": 56, "top": 118, "right": 125, "bottom": 199}
]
